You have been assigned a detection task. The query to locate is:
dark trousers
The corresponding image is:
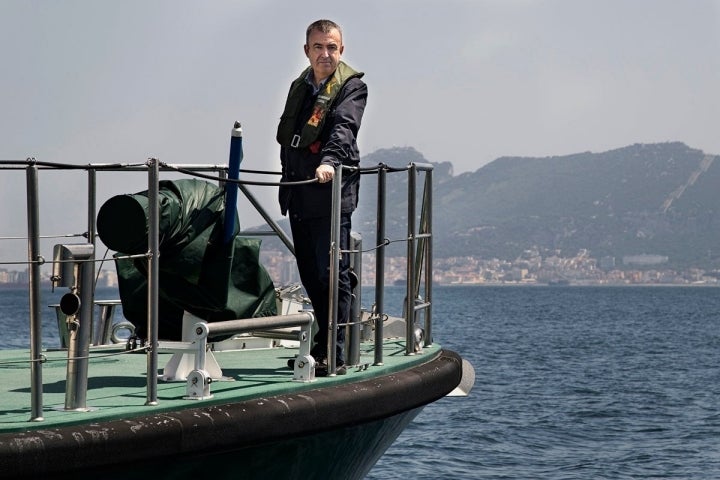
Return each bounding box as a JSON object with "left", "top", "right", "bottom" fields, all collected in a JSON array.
[{"left": 290, "top": 213, "right": 352, "bottom": 365}]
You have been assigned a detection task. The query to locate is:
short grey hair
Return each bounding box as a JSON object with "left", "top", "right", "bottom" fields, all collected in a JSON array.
[{"left": 305, "top": 19, "right": 342, "bottom": 44}]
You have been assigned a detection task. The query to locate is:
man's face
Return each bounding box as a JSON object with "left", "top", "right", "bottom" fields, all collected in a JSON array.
[{"left": 304, "top": 27, "right": 344, "bottom": 83}]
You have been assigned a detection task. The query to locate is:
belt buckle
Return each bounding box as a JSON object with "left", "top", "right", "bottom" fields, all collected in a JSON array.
[{"left": 291, "top": 134, "right": 301, "bottom": 148}]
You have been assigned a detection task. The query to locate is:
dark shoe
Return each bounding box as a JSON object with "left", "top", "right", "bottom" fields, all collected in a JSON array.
[{"left": 316, "top": 362, "right": 346, "bottom": 377}]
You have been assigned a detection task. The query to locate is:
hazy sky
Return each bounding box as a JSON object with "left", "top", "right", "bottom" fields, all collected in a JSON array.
[{"left": 0, "top": 0, "right": 718, "bottom": 260}]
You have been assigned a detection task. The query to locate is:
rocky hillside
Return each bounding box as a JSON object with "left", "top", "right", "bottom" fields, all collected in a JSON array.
[
  {"left": 253, "top": 142, "right": 720, "bottom": 270},
  {"left": 354, "top": 142, "right": 720, "bottom": 269}
]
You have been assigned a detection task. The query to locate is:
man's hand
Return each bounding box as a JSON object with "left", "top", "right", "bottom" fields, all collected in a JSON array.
[{"left": 315, "top": 164, "right": 335, "bottom": 183}]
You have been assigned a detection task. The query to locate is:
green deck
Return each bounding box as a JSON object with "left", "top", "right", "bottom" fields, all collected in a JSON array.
[{"left": 0, "top": 339, "right": 442, "bottom": 432}]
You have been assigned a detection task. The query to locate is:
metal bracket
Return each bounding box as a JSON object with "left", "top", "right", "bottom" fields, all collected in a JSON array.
[
  {"left": 159, "top": 313, "right": 224, "bottom": 382},
  {"left": 184, "top": 369, "right": 213, "bottom": 400},
  {"left": 292, "top": 318, "right": 315, "bottom": 382}
]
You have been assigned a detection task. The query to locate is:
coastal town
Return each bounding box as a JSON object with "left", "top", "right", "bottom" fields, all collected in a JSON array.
[
  {"left": 2, "top": 247, "right": 718, "bottom": 290},
  {"left": 258, "top": 248, "right": 719, "bottom": 287}
]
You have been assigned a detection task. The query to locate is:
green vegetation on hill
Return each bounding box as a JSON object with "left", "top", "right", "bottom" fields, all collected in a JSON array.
[
  {"left": 354, "top": 142, "right": 720, "bottom": 270},
  {"left": 253, "top": 142, "right": 720, "bottom": 271}
]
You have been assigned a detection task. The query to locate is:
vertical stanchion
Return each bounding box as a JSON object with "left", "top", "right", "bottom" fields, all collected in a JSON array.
[
  {"left": 327, "top": 164, "right": 343, "bottom": 375},
  {"left": 64, "top": 246, "right": 95, "bottom": 411},
  {"left": 26, "top": 162, "right": 43, "bottom": 421},
  {"left": 77, "top": 254, "right": 94, "bottom": 407},
  {"left": 348, "top": 232, "right": 362, "bottom": 366},
  {"left": 87, "top": 169, "right": 97, "bottom": 328},
  {"left": 373, "top": 166, "right": 386, "bottom": 365},
  {"left": 405, "top": 164, "right": 417, "bottom": 355},
  {"left": 65, "top": 168, "right": 98, "bottom": 409},
  {"left": 146, "top": 158, "right": 160, "bottom": 405},
  {"left": 423, "top": 169, "right": 433, "bottom": 347}
]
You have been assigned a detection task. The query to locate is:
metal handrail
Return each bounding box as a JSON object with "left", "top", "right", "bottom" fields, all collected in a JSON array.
[
  {"left": 403, "top": 163, "right": 433, "bottom": 355},
  {"left": 16, "top": 154, "right": 435, "bottom": 419}
]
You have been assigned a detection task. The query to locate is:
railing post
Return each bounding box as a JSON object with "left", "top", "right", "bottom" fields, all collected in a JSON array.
[
  {"left": 423, "top": 169, "right": 433, "bottom": 347},
  {"left": 63, "top": 245, "right": 95, "bottom": 411},
  {"left": 65, "top": 166, "right": 98, "bottom": 410},
  {"left": 146, "top": 158, "right": 160, "bottom": 405},
  {"left": 87, "top": 168, "right": 97, "bottom": 330},
  {"left": 348, "top": 232, "right": 362, "bottom": 366},
  {"left": 373, "top": 166, "right": 387, "bottom": 365},
  {"left": 405, "top": 164, "right": 417, "bottom": 355},
  {"left": 327, "top": 164, "right": 343, "bottom": 375},
  {"left": 26, "top": 162, "right": 43, "bottom": 421}
]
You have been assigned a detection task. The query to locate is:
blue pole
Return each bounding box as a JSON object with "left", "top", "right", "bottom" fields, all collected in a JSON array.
[{"left": 224, "top": 121, "right": 243, "bottom": 244}]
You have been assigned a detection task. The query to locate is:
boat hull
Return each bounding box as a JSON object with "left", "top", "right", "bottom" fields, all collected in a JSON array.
[{"left": 0, "top": 349, "right": 463, "bottom": 479}]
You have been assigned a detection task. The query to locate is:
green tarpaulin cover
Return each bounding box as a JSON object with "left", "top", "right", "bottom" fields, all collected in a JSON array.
[{"left": 97, "top": 178, "right": 277, "bottom": 340}]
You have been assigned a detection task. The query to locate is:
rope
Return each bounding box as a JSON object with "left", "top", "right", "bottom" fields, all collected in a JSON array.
[
  {"left": 0, "top": 232, "right": 86, "bottom": 241},
  {"left": 0, "top": 354, "right": 47, "bottom": 366},
  {"left": 160, "top": 162, "right": 320, "bottom": 187},
  {"left": 0, "top": 345, "right": 151, "bottom": 368},
  {"left": 45, "top": 345, "right": 151, "bottom": 363},
  {"left": 0, "top": 252, "right": 147, "bottom": 267},
  {"left": 341, "top": 236, "right": 411, "bottom": 255},
  {"left": 0, "top": 159, "right": 147, "bottom": 170}
]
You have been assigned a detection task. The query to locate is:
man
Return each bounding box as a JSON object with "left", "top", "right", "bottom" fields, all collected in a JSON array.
[{"left": 277, "top": 19, "right": 367, "bottom": 375}]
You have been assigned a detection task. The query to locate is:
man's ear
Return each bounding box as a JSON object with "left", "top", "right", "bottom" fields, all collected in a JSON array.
[{"left": 304, "top": 44, "right": 310, "bottom": 57}]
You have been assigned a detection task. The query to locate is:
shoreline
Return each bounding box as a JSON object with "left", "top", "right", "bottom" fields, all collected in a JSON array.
[{"left": 363, "top": 282, "right": 720, "bottom": 288}]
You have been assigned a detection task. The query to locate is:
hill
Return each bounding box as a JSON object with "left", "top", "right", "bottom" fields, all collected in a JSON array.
[{"left": 254, "top": 142, "right": 720, "bottom": 270}]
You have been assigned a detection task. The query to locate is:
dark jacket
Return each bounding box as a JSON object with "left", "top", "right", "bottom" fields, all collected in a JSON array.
[{"left": 278, "top": 76, "right": 368, "bottom": 220}]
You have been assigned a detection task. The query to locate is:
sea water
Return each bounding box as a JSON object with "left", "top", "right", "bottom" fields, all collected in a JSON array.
[
  {"left": 2, "top": 285, "right": 720, "bottom": 479},
  {"left": 368, "top": 285, "right": 720, "bottom": 479}
]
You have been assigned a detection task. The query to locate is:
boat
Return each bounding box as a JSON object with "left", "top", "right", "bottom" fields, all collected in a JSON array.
[{"left": 0, "top": 124, "right": 474, "bottom": 479}]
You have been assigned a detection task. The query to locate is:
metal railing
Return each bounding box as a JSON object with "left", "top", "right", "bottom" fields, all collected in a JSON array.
[
  {"left": 8, "top": 150, "right": 435, "bottom": 420},
  {"left": 361, "top": 162, "right": 434, "bottom": 362}
]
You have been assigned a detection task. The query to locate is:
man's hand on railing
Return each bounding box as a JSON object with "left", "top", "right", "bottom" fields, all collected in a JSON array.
[{"left": 315, "top": 164, "right": 335, "bottom": 183}]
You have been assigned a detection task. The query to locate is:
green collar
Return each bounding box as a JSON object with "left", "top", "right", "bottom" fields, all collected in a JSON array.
[{"left": 277, "top": 61, "right": 363, "bottom": 149}]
